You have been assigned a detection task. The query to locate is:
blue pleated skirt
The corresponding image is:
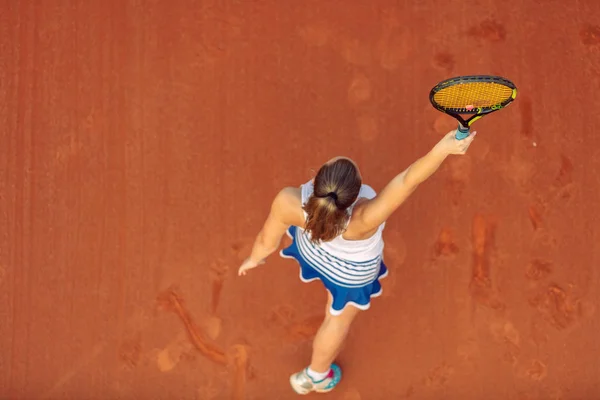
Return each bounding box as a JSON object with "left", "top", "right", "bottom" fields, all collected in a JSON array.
[{"left": 279, "top": 225, "right": 388, "bottom": 315}]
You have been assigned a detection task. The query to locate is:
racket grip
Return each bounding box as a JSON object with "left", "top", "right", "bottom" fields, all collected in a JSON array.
[{"left": 455, "top": 124, "right": 470, "bottom": 140}]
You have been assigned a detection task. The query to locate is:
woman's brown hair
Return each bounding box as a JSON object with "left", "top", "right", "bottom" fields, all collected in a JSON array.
[{"left": 303, "top": 158, "right": 362, "bottom": 244}]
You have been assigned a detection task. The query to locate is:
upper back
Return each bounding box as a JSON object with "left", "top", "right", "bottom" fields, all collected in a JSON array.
[{"left": 299, "top": 180, "right": 385, "bottom": 261}]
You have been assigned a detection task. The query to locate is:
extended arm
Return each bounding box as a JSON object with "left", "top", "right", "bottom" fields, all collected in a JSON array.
[
  {"left": 356, "top": 129, "right": 476, "bottom": 230},
  {"left": 238, "top": 187, "right": 301, "bottom": 275}
]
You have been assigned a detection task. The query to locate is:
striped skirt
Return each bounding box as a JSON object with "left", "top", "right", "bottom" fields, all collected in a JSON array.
[{"left": 279, "top": 225, "right": 388, "bottom": 316}]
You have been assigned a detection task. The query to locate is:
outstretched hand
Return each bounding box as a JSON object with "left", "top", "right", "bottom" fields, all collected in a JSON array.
[
  {"left": 238, "top": 257, "right": 265, "bottom": 276},
  {"left": 436, "top": 129, "right": 477, "bottom": 155}
]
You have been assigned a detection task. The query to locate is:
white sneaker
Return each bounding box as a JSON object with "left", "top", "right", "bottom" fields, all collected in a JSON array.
[{"left": 289, "top": 364, "right": 342, "bottom": 395}]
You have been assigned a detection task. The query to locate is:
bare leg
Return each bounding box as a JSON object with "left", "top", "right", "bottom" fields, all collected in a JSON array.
[{"left": 309, "top": 292, "right": 361, "bottom": 373}]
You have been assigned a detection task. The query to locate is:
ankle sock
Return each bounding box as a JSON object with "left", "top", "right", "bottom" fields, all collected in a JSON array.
[{"left": 307, "top": 367, "right": 331, "bottom": 381}]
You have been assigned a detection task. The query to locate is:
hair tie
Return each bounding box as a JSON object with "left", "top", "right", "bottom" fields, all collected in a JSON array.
[{"left": 326, "top": 192, "right": 338, "bottom": 201}]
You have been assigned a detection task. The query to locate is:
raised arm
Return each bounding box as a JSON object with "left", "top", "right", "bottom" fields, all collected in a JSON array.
[{"left": 355, "top": 129, "right": 476, "bottom": 231}]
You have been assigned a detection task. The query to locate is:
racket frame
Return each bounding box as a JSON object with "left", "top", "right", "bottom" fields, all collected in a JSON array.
[{"left": 429, "top": 75, "right": 518, "bottom": 140}]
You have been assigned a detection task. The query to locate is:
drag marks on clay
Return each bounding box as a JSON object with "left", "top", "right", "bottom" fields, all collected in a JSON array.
[
  {"left": 466, "top": 19, "right": 507, "bottom": 42},
  {"left": 285, "top": 315, "right": 324, "bottom": 342},
  {"left": 201, "top": 315, "right": 223, "bottom": 342},
  {"left": 528, "top": 284, "right": 592, "bottom": 331},
  {"left": 550, "top": 154, "right": 577, "bottom": 204},
  {"left": 298, "top": 22, "right": 372, "bottom": 66},
  {"left": 432, "top": 52, "right": 455, "bottom": 74},
  {"left": 490, "top": 320, "right": 521, "bottom": 366},
  {"left": 580, "top": 24, "right": 600, "bottom": 46},
  {"left": 209, "top": 260, "right": 228, "bottom": 315},
  {"left": 268, "top": 303, "right": 296, "bottom": 326},
  {"left": 470, "top": 214, "right": 492, "bottom": 287},
  {"left": 298, "top": 12, "right": 412, "bottom": 70},
  {"left": 511, "top": 358, "right": 549, "bottom": 383},
  {"left": 554, "top": 154, "right": 573, "bottom": 190},
  {"left": 444, "top": 157, "right": 472, "bottom": 207},
  {"left": 155, "top": 332, "right": 195, "bottom": 372},
  {"left": 488, "top": 319, "right": 551, "bottom": 381},
  {"left": 433, "top": 227, "right": 459, "bottom": 260},
  {"left": 347, "top": 73, "right": 372, "bottom": 106},
  {"left": 469, "top": 214, "right": 504, "bottom": 310},
  {"left": 228, "top": 344, "right": 250, "bottom": 400},
  {"left": 424, "top": 362, "right": 454, "bottom": 388},
  {"left": 527, "top": 155, "right": 577, "bottom": 245},
  {"left": 268, "top": 304, "right": 323, "bottom": 343},
  {"left": 205, "top": 260, "right": 229, "bottom": 340},
  {"left": 521, "top": 156, "right": 575, "bottom": 223},
  {"left": 156, "top": 287, "right": 255, "bottom": 399},
  {"left": 528, "top": 203, "right": 544, "bottom": 231},
  {"left": 529, "top": 315, "right": 550, "bottom": 347},
  {"left": 530, "top": 228, "right": 558, "bottom": 250},
  {"left": 300, "top": 16, "right": 416, "bottom": 146},
  {"left": 344, "top": 63, "right": 378, "bottom": 144},
  {"left": 114, "top": 306, "right": 157, "bottom": 370},
  {"left": 524, "top": 256, "right": 594, "bottom": 338},
  {"left": 156, "top": 288, "right": 228, "bottom": 365},
  {"left": 525, "top": 359, "right": 548, "bottom": 381},
  {"left": 525, "top": 259, "right": 553, "bottom": 281},
  {"left": 119, "top": 332, "right": 143, "bottom": 369}
]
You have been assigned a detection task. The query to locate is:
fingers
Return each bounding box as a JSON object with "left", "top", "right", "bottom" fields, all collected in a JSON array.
[
  {"left": 446, "top": 129, "right": 459, "bottom": 138},
  {"left": 238, "top": 264, "right": 251, "bottom": 276},
  {"left": 237, "top": 255, "right": 268, "bottom": 276},
  {"left": 238, "top": 258, "right": 263, "bottom": 276},
  {"left": 457, "top": 131, "right": 476, "bottom": 154}
]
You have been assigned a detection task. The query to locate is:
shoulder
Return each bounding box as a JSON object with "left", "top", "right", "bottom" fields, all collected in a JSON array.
[
  {"left": 271, "top": 186, "right": 304, "bottom": 226},
  {"left": 346, "top": 183, "right": 381, "bottom": 235},
  {"left": 351, "top": 184, "right": 377, "bottom": 217},
  {"left": 346, "top": 183, "right": 377, "bottom": 217},
  {"left": 274, "top": 186, "right": 302, "bottom": 206}
]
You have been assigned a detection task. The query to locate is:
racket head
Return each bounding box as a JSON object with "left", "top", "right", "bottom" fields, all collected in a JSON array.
[{"left": 429, "top": 75, "right": 517, "bottom": 115}]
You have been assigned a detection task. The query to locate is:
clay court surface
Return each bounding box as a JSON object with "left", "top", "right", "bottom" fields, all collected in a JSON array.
[{"left": 2, "top": 1, "right": 600, "bottom": 399}]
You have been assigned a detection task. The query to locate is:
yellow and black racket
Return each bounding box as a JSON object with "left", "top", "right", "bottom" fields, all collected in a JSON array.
[{"left": 429, "top": 75, "right": 517, "bottom": 140}]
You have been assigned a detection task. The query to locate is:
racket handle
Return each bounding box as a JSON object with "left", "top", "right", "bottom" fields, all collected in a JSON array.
[{"left": 455, "top": 124, "right": 470, "bottom": 140}]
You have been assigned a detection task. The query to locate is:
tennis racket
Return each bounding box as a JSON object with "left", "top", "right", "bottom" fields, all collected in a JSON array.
[{"left": 429, "top": 75, "right": 518, "bottom": 140}]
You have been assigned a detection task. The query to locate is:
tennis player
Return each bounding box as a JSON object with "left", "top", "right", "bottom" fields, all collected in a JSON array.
[{"left": 238, "top": 128, "right": 476, "bottom": 394}]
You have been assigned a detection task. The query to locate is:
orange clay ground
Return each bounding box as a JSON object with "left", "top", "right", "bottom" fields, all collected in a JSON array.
[{"left": 2, "top": 1, "right": 600, "bottom": 399}]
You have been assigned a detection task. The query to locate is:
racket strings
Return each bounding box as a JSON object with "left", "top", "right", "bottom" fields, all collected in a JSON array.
[{"left": 433, "top": 82, "right": 514, "bottom": 109}]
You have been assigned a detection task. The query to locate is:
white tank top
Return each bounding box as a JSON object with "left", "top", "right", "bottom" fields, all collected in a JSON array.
[{"left": 299, "top": 180, "right": 385, "bottom": 263}]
